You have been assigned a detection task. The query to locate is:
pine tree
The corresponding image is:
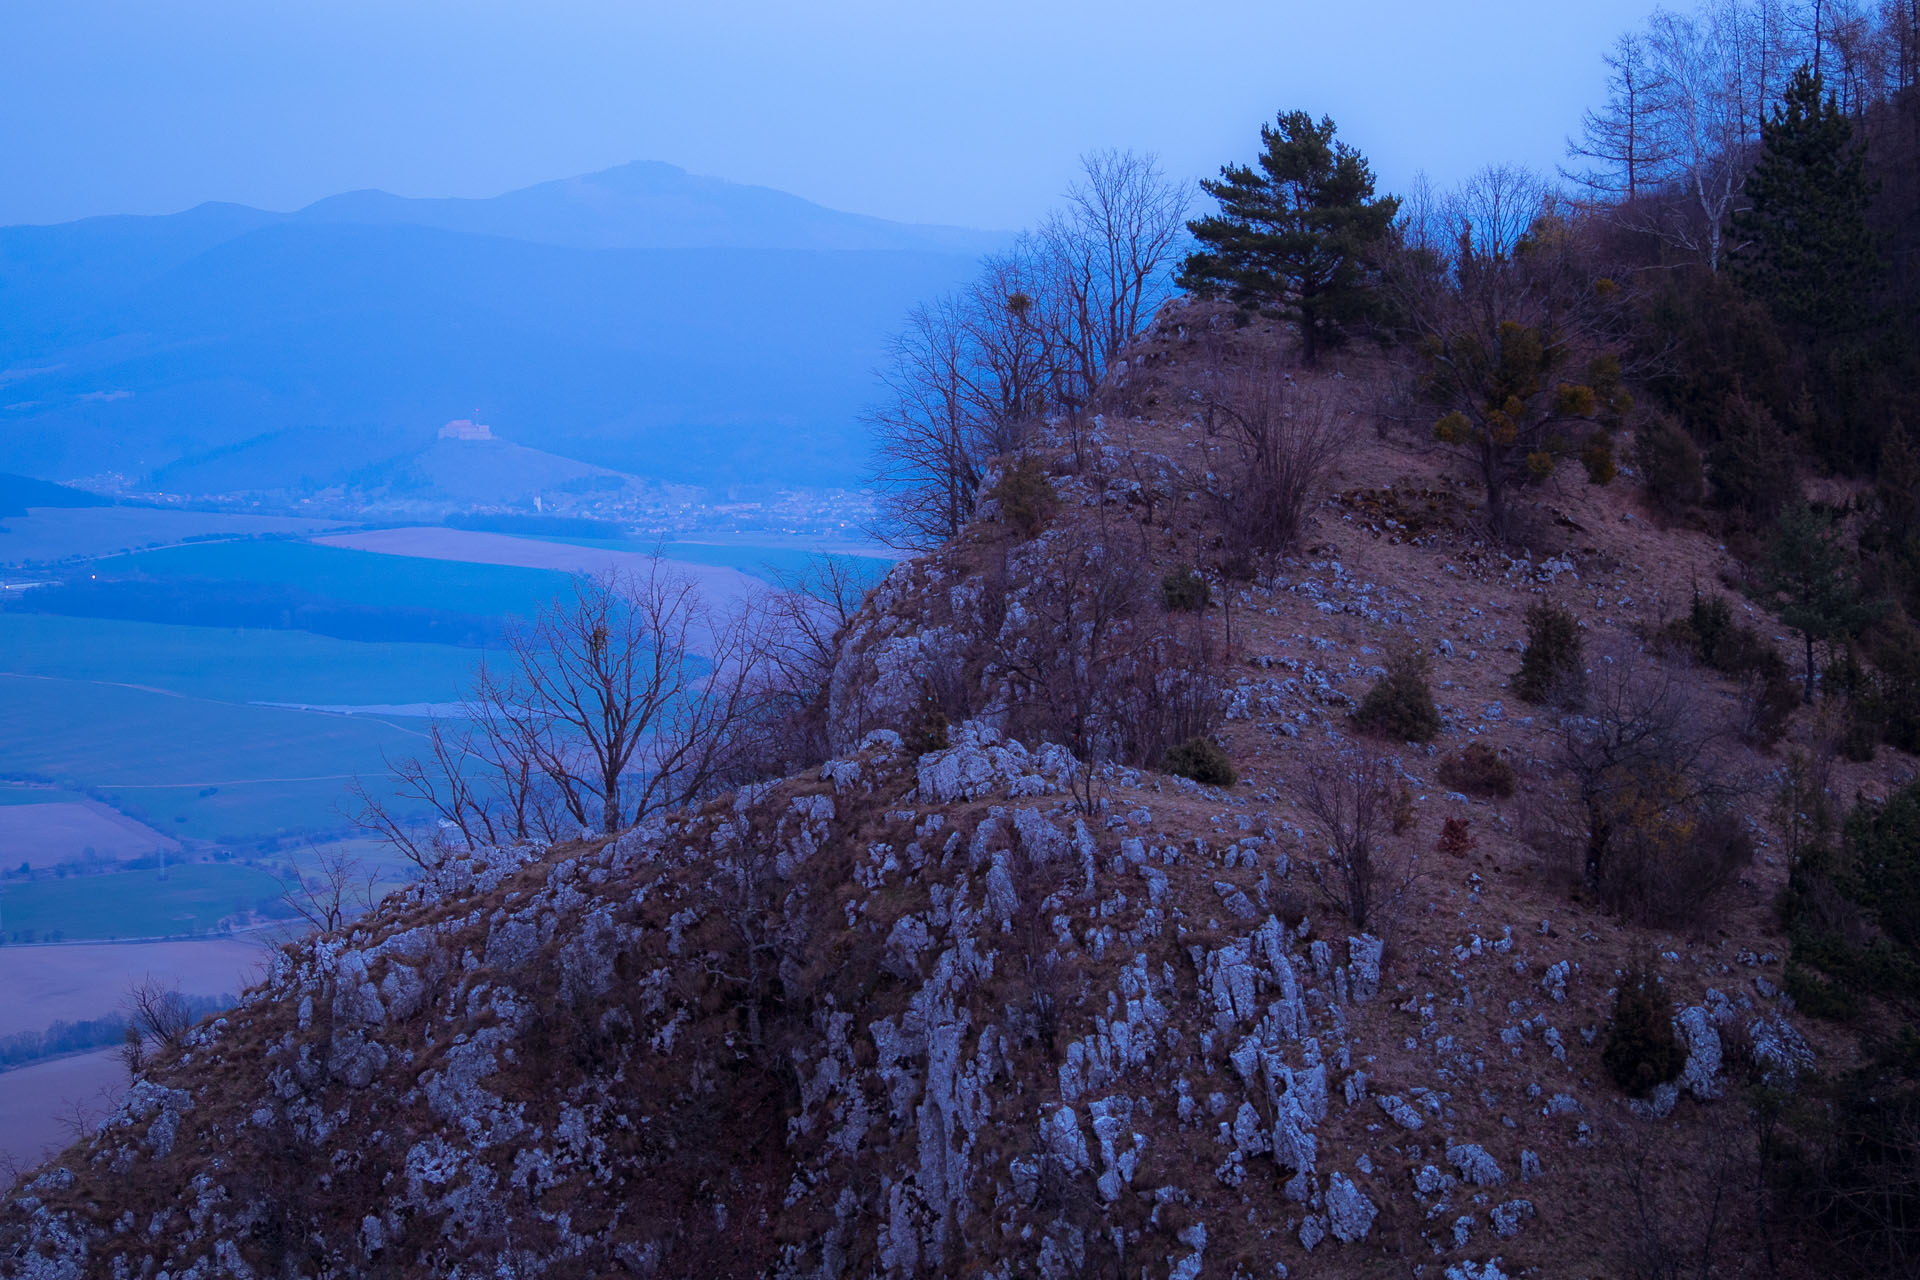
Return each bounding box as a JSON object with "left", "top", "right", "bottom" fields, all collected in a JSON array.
[
  {"left": 1760, "top": 501, "right": 1886, "bottom": 702},
  {"left": 1177, "top": 111, "right": 1399, "bottom": 365},
  {"left": 1732, "top": 66, "right": 1882, "bottom": 337}
]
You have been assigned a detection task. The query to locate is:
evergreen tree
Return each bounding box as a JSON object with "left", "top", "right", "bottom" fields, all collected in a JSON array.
[
  {"left": 1178, "top": 111, "right": 1399, "bottom": 364},
  {"left": 1732, "top": 66, "right": 1882, "bottom": 338},
  {"left": 1759, "top": 501, "right": 1886, "bottom": 702}
]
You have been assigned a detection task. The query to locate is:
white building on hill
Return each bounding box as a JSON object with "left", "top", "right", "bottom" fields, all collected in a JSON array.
[{"left": 438, "top": 418, "right": 493, "bottom": 441}]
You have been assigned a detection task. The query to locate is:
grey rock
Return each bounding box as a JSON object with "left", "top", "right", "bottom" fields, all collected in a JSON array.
[
  {"left": 1490, "top": 1199, "right": 1534, "bottom": 1238},
  {"left": 1446, "top": 1141, "right": 1505, "bottom": 1187},
  {"left": 1377, "top": 1094, "right": 1425, "bottom": 1131},
  {"left": 1676, "top": 1006, "right": 1722, "bottom": 1100},
  {"left": 1326, "top": 1171, "right": 1378, "bottom": 1242}
]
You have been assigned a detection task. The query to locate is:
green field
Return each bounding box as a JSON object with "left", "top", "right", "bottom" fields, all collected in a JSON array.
[
  {"left": 0, "top": 863, "right": 286, "bottom": 941},
  {"left": 0, "top": 675, "right": 443, "bottom": 842},
  {"left": 0, "top": 785, "right": 90, "bottom": 807},
  {"left": 520, "top": 534, "right": 896, "bottom": 585},
  {"left": 0, "top": 508, "right": 353, "bottom": 568},
  {"left": 0, "top": 613, "right": 481, "bottom": 705},
  {"left": 95, "top": 539, "right": 575, "bottom": 619}
]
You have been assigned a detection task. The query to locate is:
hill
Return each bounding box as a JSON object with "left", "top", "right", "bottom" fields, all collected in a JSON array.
[
  {"left": 0, "top": 164, "right": 999, "bottom": 494},
  {"left": 0, "top": 302, "right": 1878, "bottom": 1279}
]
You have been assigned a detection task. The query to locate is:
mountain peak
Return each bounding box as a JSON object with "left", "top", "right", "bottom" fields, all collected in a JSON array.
[{"left": 290, "top": 160, "right": 1004, "bottom": 254}]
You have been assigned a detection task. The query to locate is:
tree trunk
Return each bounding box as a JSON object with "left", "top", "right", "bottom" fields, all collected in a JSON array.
[{"left": 1803, "top": 630, "right": 1816, "bottom": 704}]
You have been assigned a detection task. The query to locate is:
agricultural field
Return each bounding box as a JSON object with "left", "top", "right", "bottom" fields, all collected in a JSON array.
[
  {"left": 0, "top": 675, "right": 440, "bottom": 843},
  {"left": 0, "top": 862, "right": 287, "bottom": 942},
  {"left": 0, "top": 613, "right": 480, "bottom": 706},
  {"left": 309, "top": 526, "right": 762, "bottom": 607},
  {"left": 0, "top": 936, "right": 263, "bottom": 1037},
  {"left": 94, "top": 537, "right": 576, "bottom": 618},
  {"left": 0, "top": 799, "right": 177, "bottom": 865},
  {"left": 0, "top": 1048, "right": 122, "bottom": 1181},
  {"left": 0, "top": 508, "right": 353, "bottom": 567}
]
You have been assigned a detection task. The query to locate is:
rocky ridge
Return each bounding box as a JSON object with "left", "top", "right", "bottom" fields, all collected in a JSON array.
[{"left": 0, "top": 304, "right": 1865, "bottom": 1278}]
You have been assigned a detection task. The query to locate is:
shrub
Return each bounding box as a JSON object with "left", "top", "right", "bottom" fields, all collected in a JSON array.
[
  {"left": 1163, "top": 736, "right": 1236, "bottom": 787},
  {"left": 1632, "top": 411, "right": 1706, "bottom": 515},
  {"left": 1592, "top": 798, "right": 1755, "bottom": 928},
  {"left": 1436, "top": 816, "right": 1477, "bottom": 858},
  {"left": 987, "top": 455, "right": 1054, "bottom": 538},
  {"left": 1603, "top": 958, "right": 1684, "bottom": 1098},
  {"left": 1558, "top": 643, "right": 1751, "bottom": 926},
  {"left": 1202, "top": 368, "right": 1349, "bottom": 571},
  {"left": 1353, "top": 642, "right": 1442, "bottom": 743},
  {"left": 1160, "top": 568, "right": 1211, "bottom": 613},
  {"left": 1513, "top": 601, "right": 1585, "bottom": 706},
  {"left": 1580, "top": 433, "right": 1619, "bottom": 485},
  {"left": 906, "top": 679, "right": 951, "bottom": 755},
  {"left": 1437, "top": 742, "right": 1517, "bottom": 798},
  {"left": 1658, "top": 592, "right": 1797, "bottom": 745},
  {"left": 1301, "top": 749, "right": 1414, "bottom": 930}
]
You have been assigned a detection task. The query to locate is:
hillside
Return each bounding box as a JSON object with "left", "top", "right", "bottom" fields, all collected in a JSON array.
[
  {"left": 0, "top": 164, "right": 997, "bottom": 493},
  {"left": 0, "top": 305, "right": 1880, "bottom": 1279}
]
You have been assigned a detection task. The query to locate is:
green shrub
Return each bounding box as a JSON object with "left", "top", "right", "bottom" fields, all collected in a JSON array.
[
  {"left": 1602, "top": 958, "right": 1684, "bottom": 1098},
  {"left": 1161, "top": 568, "right": 1211, "bottom": 613},
  {"left": 1163, "top": 736, "right": 1236, "bottom": 787},
  {"left": 1580, "top": 433, "right": 1618, "bottom": 485},
  {"left": 1513, "top": 601, "right": 1585, "bottom": 706},
  {"left": 1823, "top": 649, "right": 1882, "bottom": 762},
  {"left": 1353, "top": 643, "right": 1442, "bottom": 743},
  {"left": 1658, "top": 592, "right": 1798, "bottom": 745},
  {"left": 1436, "top": 742, "right": 1517, "bottom": 798},
  {"left": 1632, "top": 412, "right": 1706, "bottom": 515},
  {"left": 906, "top": 679, "right": 950, "bottom": 755},
  {"left": 987, "top": 455, "right": 1054, "bottom": 538}
]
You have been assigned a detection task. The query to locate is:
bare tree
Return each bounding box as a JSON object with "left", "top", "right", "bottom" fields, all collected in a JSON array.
[
  {"left": 1198, "top": 361, "right": 1351, "bottom": 569},
  {"left": 868, "top": 149, "right": 1188, "bottom": 549},
  {"left": 750, "top": 552, "right": 878, "bottom": 769},
  {"left": 1566, "top": 31, "right": 1680, "bottom": 202},
  {"left": 277, "top": 842, "right": 379, "bottom": 935},
  {"left": 121, "top": 976, "right": 195, "bottom": 1075},
  {"left": 1299, "top": 749, "right": 1416, "bottom": 931},
  {"left": 496, "top": 565, "right": 770, "bottom": 836},
  {"left": 867, "top": 294, "right": 986, "bottom": 549},
  {"left": 357, "top": 563, "right": 771, "bottom": 856},
  {"left": 1555, "top": 642, "right": 1753, "bottom": 922},
  {"left": 1037, "top": 149, "right": 1190, "bottom": 403}
]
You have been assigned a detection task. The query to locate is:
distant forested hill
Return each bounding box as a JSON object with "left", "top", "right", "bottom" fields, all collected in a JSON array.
[{"left": 0, "top": 162, "right": 999, "bottom": 492}]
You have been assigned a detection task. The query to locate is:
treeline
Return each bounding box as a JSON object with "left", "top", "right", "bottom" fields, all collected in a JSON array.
[
  {"left": 0, "top": 993, "right": 231, "bottom": 1073},
  {"left": 10, "top": 575, "right": 511, "bottom": 648}
]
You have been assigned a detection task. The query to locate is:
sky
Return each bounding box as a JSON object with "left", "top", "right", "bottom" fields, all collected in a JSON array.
[{"left": 1, "top": 0, "right": 1668, "bottom": 231}]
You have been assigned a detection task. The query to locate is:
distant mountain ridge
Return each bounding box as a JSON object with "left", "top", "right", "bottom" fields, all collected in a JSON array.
[
  {"left": 0, "top": 163, "right": 1003, "bottom": 495},
  {"left": 286, "top": 161, "right": 1005, "bottom": 253}
]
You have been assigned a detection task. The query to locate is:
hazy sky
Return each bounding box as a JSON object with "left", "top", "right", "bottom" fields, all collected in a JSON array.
[{"left": 3, "top": 0, "right": 1666, "bottom": 231}]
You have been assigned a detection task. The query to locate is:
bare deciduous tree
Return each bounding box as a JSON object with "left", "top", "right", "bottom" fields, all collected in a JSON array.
[
  {"left": 120, "top": 976, "right": 195, "bottom": 1076},
  {"left": 1038, "top": 149, "right": 1191, "bottom": 403},
  {"left": 1300, "top": 749, "right": 1417, "bottom": 932},
  {"left": 1554, "top": 642, "right": 1753, "bottom": 923},
  {"left": 277, "top": 842, "right": 379, "bottom": 935},
  {"left": 749, "top": 552, "right": 879, "bottom": 770},
  {"left": 358, "top": 563, "right": 772, "bottom": 858},
  {"left": 1198, "top": 362, "right": 1351, "bottom": 569},
  {"left": 868, "top": 150, "right": 1188, "bottom": 549},
  {"left": 1566, "top": 31, "right": 1681, "bottom": 202}
]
